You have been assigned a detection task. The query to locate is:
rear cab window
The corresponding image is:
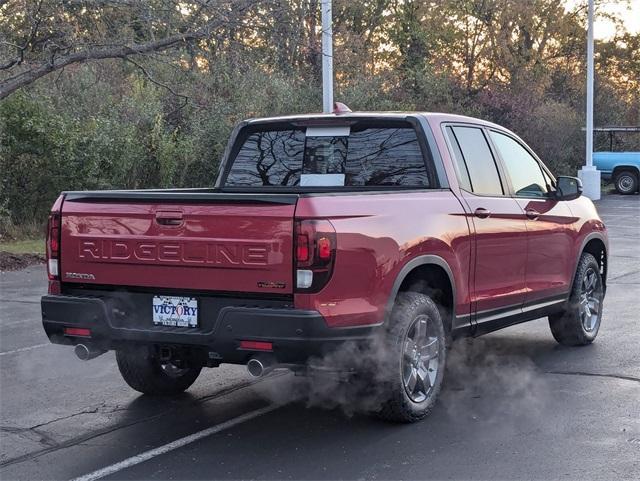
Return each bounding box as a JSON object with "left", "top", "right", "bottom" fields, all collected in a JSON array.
[{"left": 223, "top": 120, "right": 436, "bottom": 189}]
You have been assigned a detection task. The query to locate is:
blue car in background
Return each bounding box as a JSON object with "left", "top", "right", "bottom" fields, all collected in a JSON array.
[
  {"left": 594, "top": 152, "right": 640, "bottom": 194},
  {"left": 592, "top": 127, "right": 640, "bottom": 195}
]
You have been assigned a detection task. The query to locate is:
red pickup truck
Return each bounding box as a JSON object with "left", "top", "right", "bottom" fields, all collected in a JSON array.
[{"left": 41, "top": 112, "right": 608, "bottom": 422}]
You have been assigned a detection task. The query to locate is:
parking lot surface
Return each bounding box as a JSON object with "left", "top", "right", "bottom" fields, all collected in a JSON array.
[{"left": 1, "top": 194, "right": 638, "bottom": 480}]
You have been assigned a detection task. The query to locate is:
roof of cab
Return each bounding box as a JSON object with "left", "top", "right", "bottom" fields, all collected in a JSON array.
[{"left": 244, "top": 111, "right": 504, "bottom": 130}]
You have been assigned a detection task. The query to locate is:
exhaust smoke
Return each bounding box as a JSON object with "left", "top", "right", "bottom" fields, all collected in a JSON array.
[{"left": 255, "top": 332, "right": 556, "bottom": 422}]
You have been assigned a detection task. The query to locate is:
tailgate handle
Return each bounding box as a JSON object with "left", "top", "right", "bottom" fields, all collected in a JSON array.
[{"left": 155, "top": 211, "right": 183, "bottom": 226}]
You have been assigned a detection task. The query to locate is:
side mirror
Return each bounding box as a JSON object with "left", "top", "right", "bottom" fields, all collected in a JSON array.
[{"left": 555, "top": 176, "right": 582, "bottom": 201}]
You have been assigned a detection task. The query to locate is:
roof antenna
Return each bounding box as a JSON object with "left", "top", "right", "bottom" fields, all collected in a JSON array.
[{"left": 333, "top": 102, "right": 352, "bottom": 114}]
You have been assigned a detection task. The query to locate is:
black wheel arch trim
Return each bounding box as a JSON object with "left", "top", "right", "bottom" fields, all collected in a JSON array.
[
  {"left": 384, "top": 254, "right": 459, "bottom": 331},
  {"left": 573, "top": 232, "right": 608, "bottom": 292}
]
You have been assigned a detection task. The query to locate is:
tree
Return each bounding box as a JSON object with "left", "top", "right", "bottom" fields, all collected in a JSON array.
[
  {"left": 0, "top": 0, "right": 261, "bottom": 99},
  {"left": 1, "top": 0, "right": 638, "bottom": 236}
]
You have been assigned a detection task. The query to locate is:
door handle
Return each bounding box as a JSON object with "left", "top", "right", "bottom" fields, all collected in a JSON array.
[
  {"left": 474, "top": 208, "right": 491, "bottom": 219},
  {"left": 525, "top": 209, "right": 540, "bottom": 220},
  {"left": 155, "top": 211, "right": 183, "bottom": 226}
]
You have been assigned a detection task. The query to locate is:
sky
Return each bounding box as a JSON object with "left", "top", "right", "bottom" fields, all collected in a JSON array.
[{"left": 566, "top": 0, "right": 640, "bottom": 39}]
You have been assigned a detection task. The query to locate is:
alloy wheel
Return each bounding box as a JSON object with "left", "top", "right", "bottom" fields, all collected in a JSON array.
[
  {"left": 579, "top": 267, "right": 602, "bottom": 332},
  {"left": 402, "top": 315, "right": 440, "bottom": 403}
]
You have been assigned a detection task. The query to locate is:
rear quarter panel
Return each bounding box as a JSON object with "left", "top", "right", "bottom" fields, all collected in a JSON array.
[{"left": 294, "top": 191, "right": 472, "bottom": 327}]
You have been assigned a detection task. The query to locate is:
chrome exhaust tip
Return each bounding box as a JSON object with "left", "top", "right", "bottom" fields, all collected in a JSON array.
[
  {"left": 247, "top": 358, "right": 266, "bottom": 377},
  {"left": 74, "top": 344, "right": 106, "bottom": 361},
  {"left": 247, "top": 354, "right": 278, "bottom": 377}
]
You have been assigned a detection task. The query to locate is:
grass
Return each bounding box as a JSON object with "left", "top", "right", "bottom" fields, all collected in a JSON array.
[{"left": 0, "top": 238, "right": 45, "bottom": 255}]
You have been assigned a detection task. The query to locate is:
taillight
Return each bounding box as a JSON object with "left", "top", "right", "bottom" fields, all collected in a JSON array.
[
  {"left": 294, "top": 219, "right": 336, "bottom": 292},
  {"left": 317, "top": 237, "right": 332, "bottom": 260},
  {"left": 296, "top": 234, "right": 310, "bottom": 262},
  {"left": 46, "top": 211, "right": 61, "bottom": 281}
]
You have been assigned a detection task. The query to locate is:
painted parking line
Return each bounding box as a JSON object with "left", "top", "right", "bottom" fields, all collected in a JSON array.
[
  {"left": 71, "top": 404, "right": 279, "bottom": 481},
  {"left": 0, "top": 343, "right": 50, "bottom": 356},
  {"left": 0, "top": 299, "right": 40, "bottom": 304}
]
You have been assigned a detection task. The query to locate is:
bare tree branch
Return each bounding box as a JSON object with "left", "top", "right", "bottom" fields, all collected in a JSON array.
[
  {"left": 0, "top": 0, "right": 43, "bottom": 71},
  {"left": 0, "top": 0, "right": 260, "bottom": 99},
  {"left": 125, "top": 56, "right": 189, "bottom": 113}
]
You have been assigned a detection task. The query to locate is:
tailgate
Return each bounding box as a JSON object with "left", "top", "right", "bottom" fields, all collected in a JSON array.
[{"left": 59, "top": 194, "right": 297, "bottom": 294}]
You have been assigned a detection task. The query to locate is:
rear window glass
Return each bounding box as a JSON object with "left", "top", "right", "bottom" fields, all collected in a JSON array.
[
  {"left": 224, "top": 125, "right": 430, "bottom": 187},
  {"left": 448, "top": 126, "right": 504, "bottom": 196}
]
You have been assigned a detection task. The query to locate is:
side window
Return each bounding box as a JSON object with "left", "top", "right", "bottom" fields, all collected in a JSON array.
[
  {"left": 445, "top": 127, "right": 472, "bottom": 191},
  {"left": 489, "top": 131, "right": 549, "bottom": 197},
  {"left": 449, "top": 126, "right": 504, "bottom": 195}
]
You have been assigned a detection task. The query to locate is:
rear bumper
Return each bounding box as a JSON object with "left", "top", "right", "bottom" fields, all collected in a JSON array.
[{"left": 41, "top": 295, "right": 379, "bottom": 365}]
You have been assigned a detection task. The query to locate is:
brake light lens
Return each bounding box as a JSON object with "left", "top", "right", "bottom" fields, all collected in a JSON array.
[
  {"left": 46, "top": 212, "right": 61, "bottom": 280},
  {"left": 296, "top": 234, "right": 310, "bottom": 262},
  {"left": 317, "top": 237, "right": 332, "bottom": 260},
  {"left": 294, "top": 220, "right": 336, "bottom": 292}
]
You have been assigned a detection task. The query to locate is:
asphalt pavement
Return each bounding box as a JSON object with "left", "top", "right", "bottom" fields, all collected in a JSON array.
[{"left": 1, "top": 194, "right": 639, "bottom": 481}]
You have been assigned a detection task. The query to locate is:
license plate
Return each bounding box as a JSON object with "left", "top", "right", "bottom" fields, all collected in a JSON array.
[{"left": 152, "top": 296, "right": 198, "bottom": 327}]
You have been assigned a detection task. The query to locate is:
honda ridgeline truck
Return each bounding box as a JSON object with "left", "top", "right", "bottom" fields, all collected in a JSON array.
[{"left": 41, "top": 111, "right": 608, "bottom": 422}]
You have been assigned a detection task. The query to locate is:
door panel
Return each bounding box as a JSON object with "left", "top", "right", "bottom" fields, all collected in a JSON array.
[
  {"left": 461, "top": 193, "right": 528, "bottom": 314},
  {"left": 515, "top": 198, "right": 577, "bottom": 304},
  {"left": 445, "top": 124, "right": 528, "bottom": 321},
  {"left": 487, "top": 129, "right": 577, "bottom": 306}
]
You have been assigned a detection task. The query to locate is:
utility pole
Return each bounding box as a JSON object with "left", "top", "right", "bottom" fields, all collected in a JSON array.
[
  {"left": 321, "top": 0, "right": 333, "bottom": 113},
  {"left": 586, "top": 0, "right": 594, "bottom": 169},
  {"left": 579, "top": 0, "right": 601, "bottom": 200}
]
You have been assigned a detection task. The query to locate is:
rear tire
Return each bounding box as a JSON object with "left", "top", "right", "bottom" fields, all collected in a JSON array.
[
  {"left": 613, "top": 170, "right": 638, "bottom": 195},
  {"left": 116, "top": 348, "right": 202, "bottom": 395},
  {"left": 375, "top": 292, "right": 446, "bottom": 423},
  {"left": 548, "top": 253, "right": 604, "bottom": 346}
]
